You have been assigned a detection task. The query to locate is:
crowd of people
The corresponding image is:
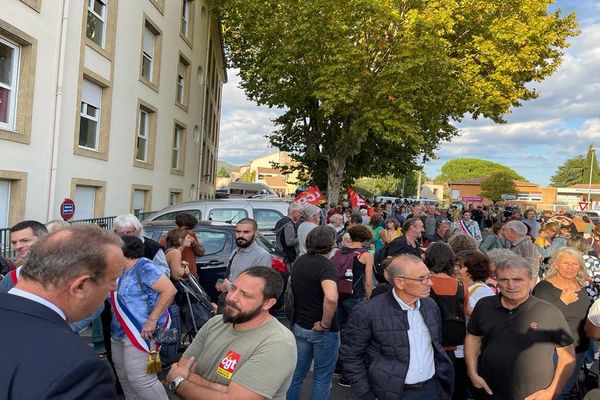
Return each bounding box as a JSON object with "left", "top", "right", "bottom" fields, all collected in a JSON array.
[{"left": 2, "top": 198, "right": 600, "bottom": 399}]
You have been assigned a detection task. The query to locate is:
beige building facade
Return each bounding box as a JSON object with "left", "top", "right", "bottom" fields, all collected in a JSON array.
[
  {"left": 227, "top": 151, "right": 299, "bottom": 196},
  {"left": 0, "top": 0, "right": 226, "bottom": 227}
]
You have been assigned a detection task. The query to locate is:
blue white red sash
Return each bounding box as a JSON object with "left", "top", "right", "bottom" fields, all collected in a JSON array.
[
  {"left": 109, "top": 282, "right": 171, "bottom": 353},
  {"left": 10, "top": 266, "right": 21, "bottom": 284},
  {"left": 458, "top": 220, "right": 474, "bottom": 237}
]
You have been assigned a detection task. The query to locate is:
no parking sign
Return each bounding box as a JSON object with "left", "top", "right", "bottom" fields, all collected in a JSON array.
[{"left": 60, "top": 198, "right": 76, "bottom": 220}]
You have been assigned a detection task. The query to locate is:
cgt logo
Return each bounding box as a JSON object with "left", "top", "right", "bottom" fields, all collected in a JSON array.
[
  {"left": 216, "top": 350, "right": 241, "bottom": 380},
  {"left": 530, "top": 322, "right": 538, "bottom": 329}
]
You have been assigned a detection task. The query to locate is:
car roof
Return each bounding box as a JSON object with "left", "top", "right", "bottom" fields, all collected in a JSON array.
[{"left": 143, "top": 220, "right": 235, "bottom": 229}]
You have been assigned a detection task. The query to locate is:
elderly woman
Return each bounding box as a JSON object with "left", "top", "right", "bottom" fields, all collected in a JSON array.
[
  {"left": 110, "top": 236, "right": 177, "bottom": 399},
  {"left": 533, "top": 247, "right": 592, "bottom": 399}
]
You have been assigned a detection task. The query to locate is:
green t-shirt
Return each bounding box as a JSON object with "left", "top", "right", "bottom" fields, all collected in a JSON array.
[{"left": 183, "top": 315, "right": 297, "bottom": 400}]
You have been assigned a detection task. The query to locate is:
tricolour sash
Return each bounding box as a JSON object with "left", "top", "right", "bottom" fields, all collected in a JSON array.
[
  {"left": 109, "top": 282, "right": 171, "bottom": 353},
  {"left": 9, "top": 266, "right": 21, "bottom": 284},
  {"left": 458, "top": 220, "right": 474, "bottom": 237}
]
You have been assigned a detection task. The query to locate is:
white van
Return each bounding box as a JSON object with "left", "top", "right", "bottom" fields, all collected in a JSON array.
[
  {"left": 216, "top": 182, "right": 278, "bottom": 199},
  {"left": 143, "top": 198, "right": 291, "bottom": 243}
]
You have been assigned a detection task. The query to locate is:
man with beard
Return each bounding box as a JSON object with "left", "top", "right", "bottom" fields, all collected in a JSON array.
[
  {"left": 217, "top": 218, "right": 271, "bottom": 313},
  {"left": 166, "top": 267, "right": 297, "bottom": 399}
]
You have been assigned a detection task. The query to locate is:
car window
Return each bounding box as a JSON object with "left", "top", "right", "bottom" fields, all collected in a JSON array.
[
  {"left": 254, "top": 209, "right": 284, "bottom": 231},
  {"left": 256, "top": 234, "right": 277, "bottom": 254},
  {"left": 208, "top": 208, "right": 248, "bottom": 224},
  {"left": 196, "top": 231, "right": 228, "bottom": 256},
  {"left": 153, "top": 210, "right": 201, "bottom": 221}
]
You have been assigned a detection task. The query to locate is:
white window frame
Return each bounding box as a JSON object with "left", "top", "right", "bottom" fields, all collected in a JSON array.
[
  {"left": 0, "top": 179, "right": 10, "bottom": 228},
  {"left": 73, "top": 185, "right": 96, "bottom": 220},
  {"left": 141, "top": 25, "right": 155, "bottom": 81},
  {"left": 0, "top": 36, "right": 20, "bottom": 131},
  {"left": 181, "top": 0, "right": 190, "bottom": 37},
  {"left": 79, "top": 79, "right": 102, "bottom": 150},
  {"left": 136, "top": 109, "right": 149, "bottom": 161},
  {"left": 172, "top": 126, "right": 181, "bottom": 169},
  {"left": 176, "top": 59, "right": 185, "bottom": 104},
  {"left": 87, "top": 0, "right": 107, "bottom": 48},
  {"left": 133, "top": 189, "right": 145, "bottom": 213}
]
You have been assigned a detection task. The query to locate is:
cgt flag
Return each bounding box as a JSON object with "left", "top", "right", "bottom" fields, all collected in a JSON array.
[
  {"left": 295, "top": 186, "right": 325, "bottom": 205},
  {"left": 347, "top": 187, "right": 367, "bottom": 208}
]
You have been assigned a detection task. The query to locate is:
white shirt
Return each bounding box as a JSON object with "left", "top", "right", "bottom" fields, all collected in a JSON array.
[
  {"left": 8, "top": 287, "right": 67, "bottom": 321},
  {"left": 392, "top": 289, "right": 435, "bottom": 384},
  {"left": 297, "top": 221, "right": 318, "bottom": 256}
]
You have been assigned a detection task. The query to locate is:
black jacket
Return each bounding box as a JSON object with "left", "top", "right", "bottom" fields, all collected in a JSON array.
[{"left": 340, "top": 290, "right": 454, "bottom": 400}]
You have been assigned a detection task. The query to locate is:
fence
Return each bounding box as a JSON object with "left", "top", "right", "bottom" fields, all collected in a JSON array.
[{"left": 0, "top": 210, "right": 156, "bottom": 259}]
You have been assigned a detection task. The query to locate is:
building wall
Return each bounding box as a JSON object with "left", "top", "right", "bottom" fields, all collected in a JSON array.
[{"left": 0, "top": 0, "right": 225, "bottom": 226}]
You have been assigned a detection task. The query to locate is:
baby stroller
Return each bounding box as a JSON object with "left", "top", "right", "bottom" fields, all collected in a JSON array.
[{"left": 176, "top": 274, "right": 215, "bottom": 346}]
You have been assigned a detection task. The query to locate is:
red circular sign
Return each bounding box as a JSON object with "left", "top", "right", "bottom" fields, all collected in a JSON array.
[{"left": 60, "top": 198, "right": 76, "bottom": 220}]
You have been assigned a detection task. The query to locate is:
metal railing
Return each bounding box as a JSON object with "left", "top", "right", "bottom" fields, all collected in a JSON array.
[{"left": 0, "top": 210, "right": 158, "bottom": 259}]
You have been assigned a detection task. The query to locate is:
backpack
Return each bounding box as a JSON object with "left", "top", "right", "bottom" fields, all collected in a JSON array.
[
  {"left": 274, "top": 216, "right": 297, "bottom": 264},
  {"left": 330, "top": 247, "right": 367, "bottom": 296},
  {"left": 428, "top": 280, "right": 466, "bottom": 347}
]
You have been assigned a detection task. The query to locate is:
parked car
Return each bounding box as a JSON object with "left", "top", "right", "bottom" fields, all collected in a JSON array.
[
  {"left": 142, "top": 221, "right": 288, "bottom": 305},
  {"left": 143, "top": 199, "right": 291, "bottom": 243},
  {"left": 574, "top": 210, "right": 600, "bottom": 225},
  {"left": 215, "top": 182, "right": 279, "bottom": 199}
]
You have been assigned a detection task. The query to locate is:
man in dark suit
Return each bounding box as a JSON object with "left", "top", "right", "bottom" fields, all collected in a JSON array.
[{"left": 0, "top": 224, "right": 125, "bottom": 399}]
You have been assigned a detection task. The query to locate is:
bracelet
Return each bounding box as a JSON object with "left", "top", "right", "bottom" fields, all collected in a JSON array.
[{"left": 318, "top": 321, "right": 330, "bottom": 330}]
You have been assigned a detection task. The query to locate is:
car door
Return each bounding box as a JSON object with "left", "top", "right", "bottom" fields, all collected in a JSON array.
[{"left": 194, "top": 226, "right": 235, "bottom": 302}]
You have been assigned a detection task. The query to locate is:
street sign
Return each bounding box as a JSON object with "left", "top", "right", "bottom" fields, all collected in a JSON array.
[
  {"left": 461, "top": 196, "right": 483, "bottom": 203},
  {"left": 60, "top": 198, "right": 76, "bottom": 220},
  {"left": 501, "top": 194, "right": 517, "bottom": 200},
  {"left": 579, "top": 202, "right": 589, "bottom": 211}
]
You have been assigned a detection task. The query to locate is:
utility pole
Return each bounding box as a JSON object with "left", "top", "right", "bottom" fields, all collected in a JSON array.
[{"left": 588, "top": 147, "right": 599, "bottom": 204}]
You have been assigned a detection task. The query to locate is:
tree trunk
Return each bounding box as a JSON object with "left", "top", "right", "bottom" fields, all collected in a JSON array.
[{"left": 327, "top": 152, "right": 347, "bottom": 204}]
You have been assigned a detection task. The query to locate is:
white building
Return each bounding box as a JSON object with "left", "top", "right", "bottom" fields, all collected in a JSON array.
[{"left": 0, "top": 0, "right": 226, "bottom": 227}]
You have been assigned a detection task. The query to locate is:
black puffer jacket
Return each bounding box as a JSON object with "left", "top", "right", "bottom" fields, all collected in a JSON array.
[{"left": 340, "top": 290, "right": 454, "bottom": 400}]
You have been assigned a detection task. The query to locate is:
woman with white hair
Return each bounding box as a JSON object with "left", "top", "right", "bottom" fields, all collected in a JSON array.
[{"left": 533, "top": 247, "right": 592, "bottom": 399}]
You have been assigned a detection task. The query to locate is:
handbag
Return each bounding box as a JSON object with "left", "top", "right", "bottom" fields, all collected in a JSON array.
[{"left": 134, "top": 268, "right": 178, "bottom": 345}]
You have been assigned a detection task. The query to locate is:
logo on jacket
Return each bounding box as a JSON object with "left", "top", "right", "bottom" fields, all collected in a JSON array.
[
  {"left": 530, "top": 322, "right": 538, "bottom": 329},
  {"left": 217, "top": 350, "right": 241, "bottom": 380}
]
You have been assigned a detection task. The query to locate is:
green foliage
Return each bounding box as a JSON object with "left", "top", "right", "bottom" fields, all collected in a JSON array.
[
  {"left": 551, "top": 145, "right": 600, "bottom": 187},
  {"left": 239, "top": 169, "right": 256, "bottom": 182},
  {"left": 480, "top": 172, "right": 517, "bottom": 203},
  {"left": 216, "top": 0, "right": 577, "bottom": 202},
  {"left": 217, "top": 166, "right": 231, "bottom": 178},
  {"left": 436, "top": 158, "right": 523, "bottom": 183},
  {"left": 217, "top": 161, "right": 237, "bottom": 177}
]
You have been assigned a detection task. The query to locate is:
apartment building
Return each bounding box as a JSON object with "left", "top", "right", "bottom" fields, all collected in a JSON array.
[{"left": 0, "top": 0, "right": 226, "bottom": 227}]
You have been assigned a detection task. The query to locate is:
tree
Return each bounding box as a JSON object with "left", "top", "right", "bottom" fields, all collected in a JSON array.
[
  {"left": 551, "top": 145, "right": 600, "bottom": 187},
  {"left": 480, "top": 172, "right": 517, "bottom": 203},
  {"left": 436, "top": 158, "right": 523, "bottom": 183},
  {"left": 216, "top": 0, "right": 577, "bottom": 203},
  {"left": 239, "top": 169, "right": 256, "bottom": 182},
  {"left": 217, "top": 166, "right": 231, "bottom": 178}
]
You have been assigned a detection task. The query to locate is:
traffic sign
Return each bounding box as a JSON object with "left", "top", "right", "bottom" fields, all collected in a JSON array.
[
  {"left": 579, "top": 202, "right": 589, "bottom": 211},
  {"left": 60, "top": 198, "right": 76, "bottom": 220}
]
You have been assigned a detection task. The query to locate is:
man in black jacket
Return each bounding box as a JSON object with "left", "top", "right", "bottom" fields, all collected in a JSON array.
[{"left": 340, "top": 254, "right": 453, "bottom": 400}]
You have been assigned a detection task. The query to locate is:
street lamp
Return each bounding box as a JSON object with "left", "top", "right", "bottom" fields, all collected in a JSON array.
[{"left": 588, "top": 147, "right": 599, "bottom": 204}]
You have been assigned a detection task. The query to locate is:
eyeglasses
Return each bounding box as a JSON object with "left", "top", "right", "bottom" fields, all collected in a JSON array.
[{"left": 397, "top": 273, "right": 434, "bottom": 285}]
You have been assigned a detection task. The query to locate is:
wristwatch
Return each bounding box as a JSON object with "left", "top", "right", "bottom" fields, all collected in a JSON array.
[{"left": 168, "top": 376, "right": 186, "bottom": 392}]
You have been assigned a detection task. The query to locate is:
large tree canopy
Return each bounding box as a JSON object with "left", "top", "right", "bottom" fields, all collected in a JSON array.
[
  {"left": 216, "top": 0, "right": 577, "bottom": 202},
  {"left": 550, "top": 145, "right": 600, "bottom": 187},
  {"left": 436, "top": 158, "right": 524, "bottom": 183},
  {"left": 480, "top": 172, "right": 518, "bottom": 203}
]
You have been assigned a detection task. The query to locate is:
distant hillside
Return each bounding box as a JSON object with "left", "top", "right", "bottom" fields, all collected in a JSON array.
[{"left": 217, "top": 160, "right": 238, "bottom": 176}]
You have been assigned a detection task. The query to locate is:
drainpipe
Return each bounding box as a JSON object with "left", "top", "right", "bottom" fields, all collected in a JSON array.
[{"left": 46, "top": 0, "right": 70, "bottom": 221}]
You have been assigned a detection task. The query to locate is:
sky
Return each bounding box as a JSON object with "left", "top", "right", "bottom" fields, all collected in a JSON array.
[{"left": 217, "top": 1, "right": 600, "bottom": 186}]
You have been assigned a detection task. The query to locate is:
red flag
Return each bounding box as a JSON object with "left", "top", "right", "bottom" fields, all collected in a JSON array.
[
  {"left": 347, "top": 187, "right": 367, "bottom": 208},
  {"left": 295, "top": 186, "right": 325, "bottom": 205}
]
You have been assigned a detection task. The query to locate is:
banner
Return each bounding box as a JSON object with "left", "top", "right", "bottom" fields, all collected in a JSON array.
[
  {"left": 295, "top": 185, "right": 325, "bottom": 205},
  {"left": 347, "top": 187, "right": 367, "bottom": 208}
]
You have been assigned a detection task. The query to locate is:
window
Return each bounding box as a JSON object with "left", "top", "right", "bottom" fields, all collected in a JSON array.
[
  {"left": 208, "top": 208, "right": 247, "bottom": 224},
  {"left": 169, "top": 191, "right": 182, "bottom": 205},
  {"left": 86, "top": 0, "right": 107, "bottom": 48},
  {"left": 196, "top": 231, "right": 227, "bottom": 256},
  {"left": 181, "top": 0, "right": 190, "bottom": 37},
  {"left": 79, "top": 79, "right": 102, "bottom": 150},
  {"left": 73, "top": 185, "right": 96, "bottom": 220},
  {"left": 141, "top": 25, "right": 154, "bottom": 81},
  {"left": 176, "top": 59, "right": 185, "bottom": 104},
  {"left": 0, "top": 37, "right": 20, "bottom": 131},
  {"left": 254, "top": 209, "right": 284, "bottom": 231},
  {"left": 172, "top": 125, "right": 181, "bottom": 169},
  {"left": 136, "top": 109, "right": 149, "bottom": 161},
  {"left": 133, "top": 189, "right": 145, "bottom": 213},
  {"left": 0, "top": 180, "right": 10, "bottom": 228},
  {"left": 154, "top": 209, "right": 201, "bottom": 221},
  {"left": 516, "top": 191, "right": 542, "bottom": 202}
]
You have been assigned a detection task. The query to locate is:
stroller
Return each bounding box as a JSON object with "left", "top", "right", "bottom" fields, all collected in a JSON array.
[{"left": 175, "top": 274, "right": 215, "bottom": 346}]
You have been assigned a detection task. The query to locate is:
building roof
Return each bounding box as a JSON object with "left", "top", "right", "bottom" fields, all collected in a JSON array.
[
  {"left": 449, "top": 177, "right": 538, "bottom": 187},
  {"left": 264, "top": 176, "right": 287, "bottom": 188},
  {"left": 568, "top": 183, "right": 600, "bottom": 189},
  {"left": 257, "top": 167, "right": 281, "bottom": 174}
]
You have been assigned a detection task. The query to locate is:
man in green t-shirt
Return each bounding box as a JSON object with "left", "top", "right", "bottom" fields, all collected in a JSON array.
[{"left": 166, "top": 266, "right": 297, "bottom": 400}]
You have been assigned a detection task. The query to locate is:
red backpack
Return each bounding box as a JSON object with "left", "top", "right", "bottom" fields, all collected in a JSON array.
[{"left": 330, "top": 247, "right": 367, "bottom": 296}]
